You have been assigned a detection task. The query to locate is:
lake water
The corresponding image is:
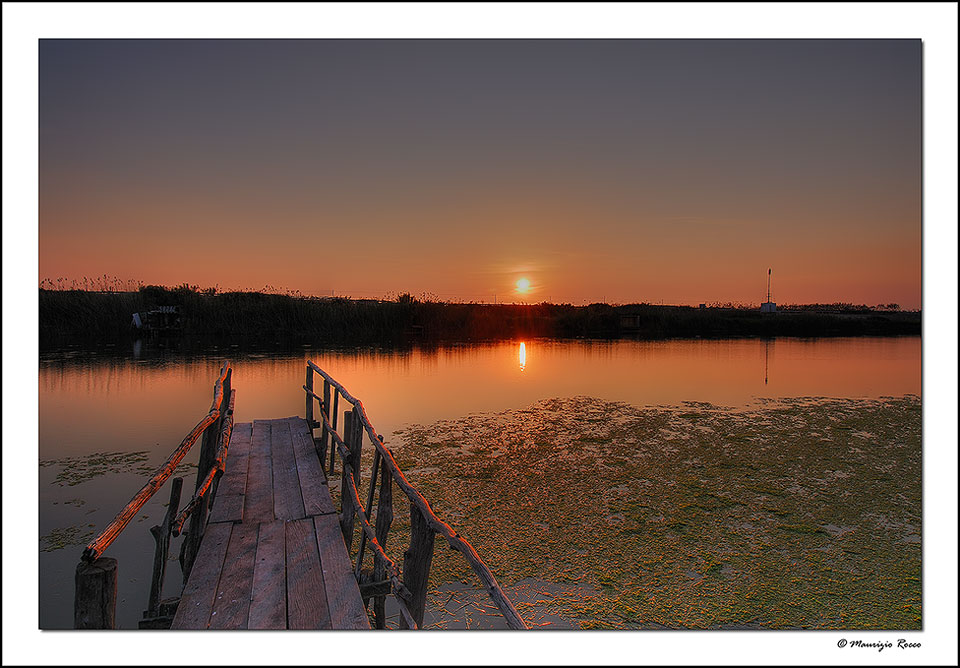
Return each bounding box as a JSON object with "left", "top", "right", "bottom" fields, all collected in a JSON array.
[{"left": 38, "top": 336, "right": 920, "bottom": 629}]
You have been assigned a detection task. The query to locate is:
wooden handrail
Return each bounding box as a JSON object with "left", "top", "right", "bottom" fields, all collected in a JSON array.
[
  {"left": 304, "top": 362, "right": 527, "bottom": 630},
  {"left": 81, "top": 363, "right": 231, "bottom": 562},
  {"left": 172, "top": 388, "right": 236, "bottom": 536}
]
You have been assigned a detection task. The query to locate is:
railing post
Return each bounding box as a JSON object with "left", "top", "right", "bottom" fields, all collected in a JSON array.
[
  {"left": 340, "top": 410, "right": 356, "bottom": 549},
  {"left": 373, "top": 453, "right": 394, "bottom": 629},
  {"left": 209, "top": 370, "right": 232, "bottom": 507},
  {"left": 399, "top": 503, "right": 436, "bottom": 629},
  {"left": 145, "top": 477, "right": 183, "bottom": 619},
  {"left": 321, "top": 379, "right": 332, "bottom": 464},
  {"left": 74, "top": 557, "right": 118, "bottom": 629},
  {"left": 182, "top": 370, "right": 225, "bottom": 578},
  {"left": 329, "top": 389, "right": 339, "bottom": 474},
  {"left": 305, "top": 365, "right": 314, "bottom": 427}
]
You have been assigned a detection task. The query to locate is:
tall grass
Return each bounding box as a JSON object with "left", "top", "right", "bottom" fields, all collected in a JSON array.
[{"left": 38, "top": 285, "right": 921, "bottom": 349}]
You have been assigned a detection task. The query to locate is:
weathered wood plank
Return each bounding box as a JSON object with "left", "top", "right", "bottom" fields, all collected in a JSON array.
[
  {"left": 171, "top": 521, "right": 233, "bottom": 629},
  {"left": 208, "top": 523, "right": 259, "bottom": 629},
  {"left": 315, "top": 514, "right": 370, "bottom": 629},
  {"left": 289, "top": 417, "right": 335, "bottom": 516},
  {"left": 285, "top": 518, "right": 331, "bottom": 629},
  {"left": 271, "top": 418, "right": 305, "bottom": 520},
  {"left": 216, "top": 422, "right": 251, "bottom": 499},
  {"left": 243, "top": 420, "right": 274, "bottom": 523},
  {"left": 208, "top": 495, "right": 244, "bottom": 524},
  {"left": 247, "top": 520, "right": 286, "bottom": 630}
]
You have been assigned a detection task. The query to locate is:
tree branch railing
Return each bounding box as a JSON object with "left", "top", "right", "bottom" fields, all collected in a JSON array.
[
  {"left": 303, "top": 361, "right": 527, "bottom": 630},
  {"left": 74, "top": 362, "right": 235, "bottom": 629}
]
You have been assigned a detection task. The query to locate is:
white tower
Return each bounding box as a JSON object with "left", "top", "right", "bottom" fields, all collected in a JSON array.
[{"left": 760, "top": 269, "right": 777, "bottom": 313}]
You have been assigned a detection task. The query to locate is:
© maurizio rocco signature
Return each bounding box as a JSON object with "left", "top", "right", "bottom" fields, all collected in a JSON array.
[{"left": 837, "top": 639, "right": 922, "bottom": 651}]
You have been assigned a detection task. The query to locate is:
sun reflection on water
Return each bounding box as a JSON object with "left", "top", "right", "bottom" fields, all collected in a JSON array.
[{"left": 519, "top": 341, "right": 526, "bottom": 371}]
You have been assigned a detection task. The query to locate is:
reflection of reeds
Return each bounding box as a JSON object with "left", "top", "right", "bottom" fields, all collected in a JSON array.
[{"left": 39, "top": 283, "right": 921, "bottom": 348}]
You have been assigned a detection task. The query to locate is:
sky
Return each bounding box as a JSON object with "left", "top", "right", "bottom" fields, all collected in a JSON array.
[{"left": 39, "top": 39, "right": 922, "bottom": 307}]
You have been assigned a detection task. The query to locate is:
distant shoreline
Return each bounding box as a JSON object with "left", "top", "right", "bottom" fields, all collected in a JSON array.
[{"left": 38, "top": 288, "right": 921, "bottom": 350}]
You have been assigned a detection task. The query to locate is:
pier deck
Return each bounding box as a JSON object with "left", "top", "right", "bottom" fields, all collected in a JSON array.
[{"left": 171, "top": 417, "right": 369, "bottom": 629}]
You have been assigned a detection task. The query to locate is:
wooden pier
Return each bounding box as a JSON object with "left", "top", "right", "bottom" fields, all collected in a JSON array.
[
  {"left": 171, "top": 418, "right": 368, "bottom": 629},
  {"left": 75, "top": 361, "right": 526, "bottom": 630}
]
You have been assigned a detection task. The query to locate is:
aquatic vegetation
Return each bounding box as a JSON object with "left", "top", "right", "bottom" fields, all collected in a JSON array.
[
  {"left": 40, "top": 525, "right": 96, "bottom": 552},
  {"left": 392, "top": 395, "right": 921, "bottom": 629},
  {"left": 40, "top": 451, "right": 154, "bottom": 487}
]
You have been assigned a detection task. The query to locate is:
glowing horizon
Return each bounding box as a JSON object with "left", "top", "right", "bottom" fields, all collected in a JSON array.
[{"left": 39, "top": 40, "right": 921, "bottom": 309}]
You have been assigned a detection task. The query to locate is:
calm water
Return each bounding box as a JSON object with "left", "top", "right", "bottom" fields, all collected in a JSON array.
[{"left": 38, "top": 336, "right": 920, "bottom": 628}]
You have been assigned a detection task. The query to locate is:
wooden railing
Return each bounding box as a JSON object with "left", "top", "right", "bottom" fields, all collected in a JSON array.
[
  {"left": 74, "top": 362, "right": 235, "bottom": 629},
  {"left": 303, "top": 361, "right": 527, "bottom": 630}
]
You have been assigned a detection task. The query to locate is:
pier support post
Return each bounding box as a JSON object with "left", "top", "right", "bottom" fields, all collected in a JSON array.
[
  {"left": 74, "top": 557, "right": 118, "bottom": 629},
  {"left": 400, "top": 504, "right": 435, "bottom": 629}
]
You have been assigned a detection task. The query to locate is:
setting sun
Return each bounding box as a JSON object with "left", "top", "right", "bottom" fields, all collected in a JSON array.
[{"left": 515, "top": 278, "right": 531, "bottom": 293}]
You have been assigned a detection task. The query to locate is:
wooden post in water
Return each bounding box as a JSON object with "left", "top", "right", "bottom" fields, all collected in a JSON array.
[
  {"left": 400, "top": 503, "right": 436, "bottom": 629},
  {"left": 74, "top": 557, "right": 118, "bottom": 629},
  {"left": 340, "top": 410, "right": 356, "bottom": 549}
]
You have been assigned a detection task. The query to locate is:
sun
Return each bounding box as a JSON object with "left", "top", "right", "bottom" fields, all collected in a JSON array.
[{"left": 515, "top": 277, "right": 531, "bottom": 294}]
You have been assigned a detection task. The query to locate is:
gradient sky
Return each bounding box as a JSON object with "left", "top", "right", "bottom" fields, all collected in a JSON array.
[{"left": 39, "top": 39, "right": 921, "bottom": 307}]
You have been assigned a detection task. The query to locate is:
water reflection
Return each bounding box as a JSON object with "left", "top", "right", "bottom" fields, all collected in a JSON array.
[
  {"left": 765, "top": 338, "right": 770, "bottom": 385},
  {"left": 37, "top": 336, "right": 920, "bottom": 628}
]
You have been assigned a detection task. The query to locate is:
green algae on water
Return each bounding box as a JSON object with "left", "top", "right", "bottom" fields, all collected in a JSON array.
[
  {"left": 40, "top": 451, "right": 153, "bottom": 486},
  {"left": 391, "top": 395, "right": 921, "bottom": 630}
]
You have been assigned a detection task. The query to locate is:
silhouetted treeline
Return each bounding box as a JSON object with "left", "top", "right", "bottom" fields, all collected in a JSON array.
[{"left": 39, "top": 286, "right": 921, "bottom": 349}]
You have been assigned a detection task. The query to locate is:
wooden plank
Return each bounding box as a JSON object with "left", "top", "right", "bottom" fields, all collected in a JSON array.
[
  {"left": 208, "top": 495, "right": 245, "bottom": 524},
  {"left": 248, "top": 520, "right": 287, "bottom": 630},
  {"left": 208, "top": 422, "right": 249, "bottom": 524},
  {"left": 315, "top": 513, "right": 370, "bottom": 629},
  {"left": 271, "top": 418, "right": 305, "bottom": 520},
  {"left": 289, "top": 417, "right": 335, "bottom": 516},
  {"left": 243, "top": 420, "right": 274, "bottom": 523},
  {"left": 217, "top": 422, "right": 251, "bottom": 498},
  {"left": 285, "top": 518, "right": 331, "bottom": 629},
  {"left": 171, "top": 521, "right": 233, "bottom": 629},
  {"left": 208, "top": 523, "right": 259, "bottom": 629}
]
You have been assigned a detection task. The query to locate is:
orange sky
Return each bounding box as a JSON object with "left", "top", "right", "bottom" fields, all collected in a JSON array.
[{"left": 39, "top": 40, "right": 921, "bottom": 308}]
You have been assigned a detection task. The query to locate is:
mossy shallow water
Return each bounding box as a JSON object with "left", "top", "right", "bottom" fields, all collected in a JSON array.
[{"left": 391, "top": 395, "right": 921, "bottom": 629}]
